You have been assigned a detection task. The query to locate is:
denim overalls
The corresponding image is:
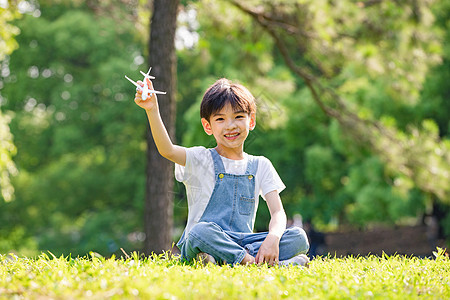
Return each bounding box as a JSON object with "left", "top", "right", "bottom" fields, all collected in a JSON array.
[{"left": 179, "top": 148, "right": 309, "bottom": 265}]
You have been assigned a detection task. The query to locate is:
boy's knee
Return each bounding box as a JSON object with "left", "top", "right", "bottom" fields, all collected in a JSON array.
[
  {"left": 287, "top": 226, "right": 310, "bottom": 254},
  {"left": 183, "top": 222, "right": 217, "bottom": 260},
  {"left": 189, "top": 221, "right": 221, "bottom": 238},
  {"left": 289, "top": 226, "right": 307, "bottom": 238},
  {"left": 183, "top": 222, "right": 224, "bottom": 261}
]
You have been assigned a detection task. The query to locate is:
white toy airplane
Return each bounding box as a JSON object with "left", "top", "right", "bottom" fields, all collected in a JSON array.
[{"left": 125, "top": 67, "right": 166, "bottom": 100}]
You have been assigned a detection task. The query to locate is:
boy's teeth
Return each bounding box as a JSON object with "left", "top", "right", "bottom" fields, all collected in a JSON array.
[{"left": 225, "top": 133, "right": 239, "bottom": 137}]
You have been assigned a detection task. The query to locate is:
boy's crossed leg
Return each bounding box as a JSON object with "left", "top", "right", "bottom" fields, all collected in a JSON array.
[
  {"left": 180, "top": 221, "right": 309, "bottom": 266},
  {"left": 181, "top": 221, "right": 248, "bottom": 265}
]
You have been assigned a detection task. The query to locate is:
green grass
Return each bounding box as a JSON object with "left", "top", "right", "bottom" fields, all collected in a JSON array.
[{"left": 1, "top": 249, "right": 449, "bottom": 299}]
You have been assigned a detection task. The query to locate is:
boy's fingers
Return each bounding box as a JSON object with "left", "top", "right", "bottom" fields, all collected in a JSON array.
[
  {"left": 257, "top": 253, "right": 277, "bottom": 266},
  {"left": 134, "top": 93, "right": 142, "bottom": 104},
  {"left": 255, "top": 252, "right": 261, "bottom": 264},
  {"left": 269, "top": 257, "right": 277, "bottom": 266},
  {"left": 136, "top": 81, "right": 143, "bottom": 93},
  {"left": 146, "top": 77, "right": 154, "bottom": 88},
  {"left": 257, "top": 255, "right": 265, "bottom": 265}
]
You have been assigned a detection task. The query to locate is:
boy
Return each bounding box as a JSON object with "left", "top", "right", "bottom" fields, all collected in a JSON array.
[{"left": 134, "top": 77, "right": 309, "bottom": 266}]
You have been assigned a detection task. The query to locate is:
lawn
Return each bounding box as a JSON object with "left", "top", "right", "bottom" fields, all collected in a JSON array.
[{"left": 1, "top": 249, "right": 449, "bottom": 299}]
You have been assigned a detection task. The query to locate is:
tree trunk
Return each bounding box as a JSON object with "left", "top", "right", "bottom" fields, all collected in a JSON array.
[{"left": 144, "top": 0, "right": 179, "bottom": 255}]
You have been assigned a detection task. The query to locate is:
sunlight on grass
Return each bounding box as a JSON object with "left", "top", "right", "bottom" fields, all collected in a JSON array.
[{"left": 1, "top": 249, "right": 449, "bottom": 299}]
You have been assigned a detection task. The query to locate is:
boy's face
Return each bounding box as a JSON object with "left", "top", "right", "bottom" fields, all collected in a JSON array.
[{"left": 201, "top": 103, "right": 256, "bottom": 154}]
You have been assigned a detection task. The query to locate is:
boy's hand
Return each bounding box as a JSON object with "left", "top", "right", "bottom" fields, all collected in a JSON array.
[
  {"left": 255, "top": 233, "right": 280, "bottom": 266},
  {"left": 134, "top": 77, "right": 158, "bottom": 111}
]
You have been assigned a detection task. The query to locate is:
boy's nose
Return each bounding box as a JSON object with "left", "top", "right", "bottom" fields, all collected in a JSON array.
[{"left": 225, "top": 120, "right": 237, "bottom": 130}]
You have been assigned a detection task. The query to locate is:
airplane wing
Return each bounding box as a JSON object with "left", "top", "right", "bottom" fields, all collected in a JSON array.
[
  {"left": 125, "top": 75, "right": 167, "bottom": 95},
  {"left": 125, "top": 75, "right": 141, "bottom": 89},
  {"left": 147, "top": 90, "right": 167, "bottom": 95},
  {"left": 139, "top": 70, "right": 156, "bottom": 79}
]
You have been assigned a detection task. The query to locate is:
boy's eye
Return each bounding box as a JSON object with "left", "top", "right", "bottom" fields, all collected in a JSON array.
[
  {"left": 215, "top": 117, "right": 224, "bottom": 121},
  {"left": 236, "top": 115, "right": 245, "bottom": 119}
]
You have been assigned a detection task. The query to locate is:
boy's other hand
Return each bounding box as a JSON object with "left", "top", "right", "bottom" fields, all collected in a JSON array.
[
  {"left": 255, "top": 233, "right": 280, "bottom": 266},
  {"left": 134, "top": 78, "right": 158, "bottom": 111}
]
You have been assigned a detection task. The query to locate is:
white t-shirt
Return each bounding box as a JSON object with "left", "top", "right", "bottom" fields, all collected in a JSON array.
[{"left": 175, "top": 146, "right": 285, "bottom": 238}]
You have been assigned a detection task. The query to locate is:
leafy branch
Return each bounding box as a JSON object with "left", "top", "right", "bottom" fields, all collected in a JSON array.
[{"left": 228, "top": 0, "right": 450, "bottom": 203}]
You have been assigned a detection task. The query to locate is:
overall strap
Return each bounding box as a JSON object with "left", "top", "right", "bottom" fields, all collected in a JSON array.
[
  {"left": 209, "top": 148, "right": 226, "bottom": 176},
  {"left": 245, "top": 155, "right": 259, "bottom": 175}
]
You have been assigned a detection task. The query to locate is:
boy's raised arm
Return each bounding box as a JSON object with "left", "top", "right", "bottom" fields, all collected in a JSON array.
[{"left": 134, "top": 78, "right": 186, "bottom": 166}]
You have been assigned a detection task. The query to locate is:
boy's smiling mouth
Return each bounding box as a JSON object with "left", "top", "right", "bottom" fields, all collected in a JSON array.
[{"left": 224, "top": 132, "right": 240, "bottom": 140}]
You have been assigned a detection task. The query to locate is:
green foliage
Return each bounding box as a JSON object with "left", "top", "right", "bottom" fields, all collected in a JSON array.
[
  {"left": 0, "top": 226, "right": 37, "bottom": 257},
  {"left": 1, "top": 251, "right": 449, "bottom": 298},
  {"left": 0, "top": 111, "right": 17, "bottom": 202},
  {"left": 0, "top": 0, "right": 21, "bottom": 203},
  {"left": 214, "top": 0, "right": 450, "bottom": 231},
  {"left": 174, "top": 0, "right": 450, "bottom": 236},
  {"left": 0, "top": 1, "right": 148, "bottom": 256},
  {"left": 0, "top": 2, "right": 20, "bottom": 61}
]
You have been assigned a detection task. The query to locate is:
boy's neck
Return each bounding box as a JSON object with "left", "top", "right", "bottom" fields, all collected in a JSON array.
[{"left": 214, "top": 146, "right": 245, "bottom": 160}]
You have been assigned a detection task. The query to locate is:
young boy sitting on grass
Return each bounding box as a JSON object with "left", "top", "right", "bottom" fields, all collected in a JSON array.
[{"left": 134, "top": 77, "right": 309, "bottom": 266}]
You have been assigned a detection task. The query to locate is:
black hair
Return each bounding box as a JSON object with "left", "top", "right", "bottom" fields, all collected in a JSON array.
[{"left": 200, "top": 78, "right": 256, "bottom": 121}]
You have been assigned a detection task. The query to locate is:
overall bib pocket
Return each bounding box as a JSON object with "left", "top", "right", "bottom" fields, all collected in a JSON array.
[{"left": 239, "top": 196, "right": 255, "bottom": 215}]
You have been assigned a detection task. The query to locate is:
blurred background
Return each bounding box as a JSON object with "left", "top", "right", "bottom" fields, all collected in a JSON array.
[{"left": 0, "top": 0, "right": 449, "bottom": 258}]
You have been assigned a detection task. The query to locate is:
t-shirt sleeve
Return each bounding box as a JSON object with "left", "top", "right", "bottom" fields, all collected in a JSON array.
[
  {"left": 175, "top": 146, "right": 210, "bottom": 183},
  {"left": 258, "top": 156, "right": 286, "bottom": 199}
]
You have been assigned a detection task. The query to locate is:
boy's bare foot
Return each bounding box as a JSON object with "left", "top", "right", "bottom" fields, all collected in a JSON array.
[
  {"left": 240, "top": 252, "right": 256, "bottom": 265},
  {"left": 197, "top": 252, "right": 216, "bottom": 265}
]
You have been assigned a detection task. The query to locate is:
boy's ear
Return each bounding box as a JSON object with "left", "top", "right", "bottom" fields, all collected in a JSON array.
[
  {"left": 201, "top": 118, "right": 213, "bottom": 135},
  {"left": 249, "top": 113, "right": 256, "bottom": 131}
]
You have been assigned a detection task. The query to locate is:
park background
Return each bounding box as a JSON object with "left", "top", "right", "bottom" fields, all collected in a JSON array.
[{"left": 0, "top": 0, "right": 449, "bottom": 258}]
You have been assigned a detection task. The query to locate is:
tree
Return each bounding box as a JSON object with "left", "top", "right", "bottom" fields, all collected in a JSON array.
[{"left": 144, "top": 0, "right": 179, "bottom": 254}]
